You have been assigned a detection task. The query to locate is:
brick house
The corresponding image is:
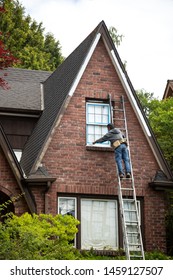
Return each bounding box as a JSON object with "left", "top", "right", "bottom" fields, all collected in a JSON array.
[
  {"left": 163, "top": 80, "right": 173, "bottom": 99},
  {"left": 0, "top": 21, "right": 173, "bottom": 253}
]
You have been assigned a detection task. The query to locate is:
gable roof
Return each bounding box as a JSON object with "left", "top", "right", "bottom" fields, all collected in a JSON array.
[
  {"left": 20, "top": 21, "right": 102, "bottom": 175},
  {"left": 0, "top": 68, "right": 51, "bottom": 114},
  {"left": 0, "top": 124, "right": 36, "bottom": 212},
  {"left": 20, "top": 20, "right": 173, "bottom": 179},
  {"left": 163, "top": 80, "right": 173, "bottom": 99}
]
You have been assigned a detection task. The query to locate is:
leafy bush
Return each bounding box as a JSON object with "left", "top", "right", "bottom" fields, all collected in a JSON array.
[
  {"left": 145, "top": 251, "right": 173, "bottom": 260},
  {"left": 0, "top": 212, "right": 80, "bottom": 260}
]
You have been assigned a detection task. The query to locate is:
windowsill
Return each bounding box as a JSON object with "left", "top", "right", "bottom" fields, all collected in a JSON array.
[{"left": 86, "top": 145, "right": 113, "bottom": 152}]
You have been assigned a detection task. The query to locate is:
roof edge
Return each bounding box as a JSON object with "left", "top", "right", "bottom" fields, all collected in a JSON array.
[{"left": 0, "top": 124, "right": 36, "bottom": 213}]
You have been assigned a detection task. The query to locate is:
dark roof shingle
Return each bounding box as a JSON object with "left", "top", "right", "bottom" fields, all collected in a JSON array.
[
  {"left": 21, "top": 21, "right": 101, "bottom": 175},
  {"left": 0, "top": 68, "right": 51, "bottom": 112}
]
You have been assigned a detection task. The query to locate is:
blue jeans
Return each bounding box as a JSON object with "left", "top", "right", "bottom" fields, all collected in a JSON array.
[{"left": 114, "top": 143, "right": 131, "bottom": 175}]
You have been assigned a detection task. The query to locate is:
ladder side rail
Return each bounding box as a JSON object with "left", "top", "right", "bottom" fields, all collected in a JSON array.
[
  {"left": 108, "top": 93, "right": 114, "bottom": 123},
  {"left": 117, "top": 175, "right": 130, "bottom": 259},
  {"left": 121, "top": 97, "right": 143, "bottom": 246},
  {"left": 121, "top": 96, "right": 145, "bottom": 259},
  {"left": 121, "top": 96, "right": 135, "bottom": 182},
  {"left": 108, "top": 94, "right": 145, "bottom": 260}
]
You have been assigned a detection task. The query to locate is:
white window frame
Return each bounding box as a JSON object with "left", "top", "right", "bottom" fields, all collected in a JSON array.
[
  {"left": 86, "top": 102, "right": 111, "bottom": 146},
  {"left": 58, "top": 197, "right": 77, "bottom": 247}
]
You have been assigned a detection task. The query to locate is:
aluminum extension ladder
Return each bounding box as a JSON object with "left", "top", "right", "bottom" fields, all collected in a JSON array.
[{"left": 108, "top": 94, "right": 145, "bottom": 260}]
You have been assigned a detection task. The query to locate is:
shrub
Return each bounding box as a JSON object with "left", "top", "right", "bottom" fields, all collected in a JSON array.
[{"left": 0, "top": 212, "right": 80, "bottom": 260}]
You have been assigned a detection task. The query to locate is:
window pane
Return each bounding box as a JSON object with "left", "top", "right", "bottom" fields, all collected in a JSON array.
[
  {"left": 95, "top": 126, "right": 101, "bottom": 134},
  {"left": 95, "top": 106, "right": 101, "bottom": 114},
  {"left": 102, "top": 114, "right": 109, "bottom": 123},
  {"left": 88, "top": 105, "right": 94, "bottom": 113},
  {"left": 58, "top": 197, "right": 77, "bottom": 247},
  {"left": 88, "top": 125, "right": 94, "bottom": 134},
  {"left": 95, "top": 114, "right": 102, "bottom": 123},
  {"left": 123, "top": 200, "right": 141, "bottom": 251},
  {"left": 58, "top": 197, "right": 76, "bottom": 218},
  {"left": 88, "top": 114, "right": 95, "bottom": 123},
  {"left": 88, "top": 134, "right": 95, "bottom": 143},
  {"left": 81, "top": 199, "right": 118, "bottom": 250}
]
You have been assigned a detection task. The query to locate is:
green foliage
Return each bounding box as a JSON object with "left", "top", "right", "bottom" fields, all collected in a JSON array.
[
  {"left": 149, "top": 98, "right": 173, "bottom": 170},
  {"left": 137, "top": 90, "right": 173, "bottom": 171},
  {"left": 83, "top": 250, "right": 173, "bottom": 260},
  {"left": 0, "top": 0, "right": 64, "bottom": 71},
  {"left": 145, "top": 250, "right": 173, "bottom": 260},
  {"left": 136, "top": 89, "right": 158, "bottom": 117},
  {"left": 0, "top": 208, "right": 172, "bottom": 259},
  {"left": 0, "top": 212, "right": 80, "bottom": 259},
  {"left": 109, "top": 26, "right": 123, "bottom": 47}
]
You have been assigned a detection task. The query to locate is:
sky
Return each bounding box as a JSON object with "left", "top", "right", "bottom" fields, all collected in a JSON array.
[{"left": 19, "top": 0, "right": 173, "bottom": 99}]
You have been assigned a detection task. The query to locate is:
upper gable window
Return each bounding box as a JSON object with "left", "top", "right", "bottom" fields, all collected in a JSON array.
[
  {"left": 13, "top": 149, "right": 22, "bottom": 162},
  {"left": 86, "top": 102, "right": 111, "bottom": 146}
]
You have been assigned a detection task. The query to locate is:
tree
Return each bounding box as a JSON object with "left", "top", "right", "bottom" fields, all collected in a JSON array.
[
  {"left": 149, "top": 97, "right": 173, "bottom": 171},
  {"left": 109, "top": 26, "right": 123, "bottom": 47},
  {"left": 136, "top": 89, "right": 157, "bottom": 116},
  {"left": 0, "top": 0, "right": 64, "bottom": 71},
  {"left": 137, "top": 90, "right": 173, "bottom": 255},
  {"left": 0, "top": 2, "right": 19, "bottom": 88},
  {"left": 136, "top": 89, "right": 173, "bottom": 171}
]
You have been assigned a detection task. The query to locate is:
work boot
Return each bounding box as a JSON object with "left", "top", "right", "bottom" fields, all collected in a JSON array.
[
  {"left": 119, "top": 173, "right": 124, "bottom": 179},
  {"left": 126, "top": 173, "right": 131, "bottom": 178}
]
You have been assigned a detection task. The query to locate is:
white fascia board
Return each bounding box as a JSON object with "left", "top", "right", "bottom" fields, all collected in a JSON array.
[
  {"left": 68, "top": 33, "right": 101, "bottom": 97},
  {"left": 40, "top": 83, "right": 44, "bottom": 110},
  {"left": 110, "top": 49, "right": 151, "bottom": 137},
  {"left": 109, "top": 49, "right": 166, "bottom": 171}
]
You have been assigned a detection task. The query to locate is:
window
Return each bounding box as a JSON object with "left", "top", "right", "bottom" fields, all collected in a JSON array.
[
  {"left": 81, "top": 199, "right": 118, "bottom": 250},
  {"left": 86, "top": 102, "right": 110, "bottom": 146},
  {"left": 58, "top": 197, "right": 76, "bottom": 218},
  {"left": 13, "top": 149, "right": 22, "bottom": 162},
  {"left": 123, "top": 199, "right": 141, "bottom": 251},
  {"left": 57, "top": 196, "right": 142, "bottom": 251},
  {"left": 58, "top": 197, "right": 77, "bottom": 246}
]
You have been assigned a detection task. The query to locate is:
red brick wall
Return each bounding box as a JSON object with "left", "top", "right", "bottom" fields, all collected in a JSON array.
[
  {"left": 40, "top": 38, "right": 167, "bottom": 252},
  {"left": 0, "top": 147, "right": 29, "bottom": 215}
]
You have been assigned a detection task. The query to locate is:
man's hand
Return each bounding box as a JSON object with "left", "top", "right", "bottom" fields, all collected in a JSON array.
[{"left": 92, "top": 141, "right": 96, "bottom": 145}]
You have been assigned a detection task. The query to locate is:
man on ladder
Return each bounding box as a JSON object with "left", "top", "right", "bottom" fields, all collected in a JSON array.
[
  {"left": 93, "top": 123, "right": 131, "bottom": 179},
  {"left": 93, "top": 120, "right": 145, "bottom": 260}
]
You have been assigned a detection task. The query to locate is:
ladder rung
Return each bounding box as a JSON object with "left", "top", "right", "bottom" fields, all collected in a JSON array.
[
  {"left": 128, "top": 242, "right": 142, "bottom": 246},
  {"left": 113, "top": 108, "right": 124, "bottom": 111},
  {"left": 125, "top": 221, "right": 138, "bottom": 224},
  {"left": 114, "top": 118, "right": 125, "bottom": 121},
  {"left": 113, "top": 127, "right": 126, "bottom": 130},
  {"left": 130, "top": 255, "right": 143, "bottom": 258},
  {"left": 123, "top": 199, "right": 135, "bottom": 202},
  {"left": 121, "top": 188, "right": 134, "bottom": 191},
  {"left": 124, "top": 209, "right": 137, "bottom": 212}
]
